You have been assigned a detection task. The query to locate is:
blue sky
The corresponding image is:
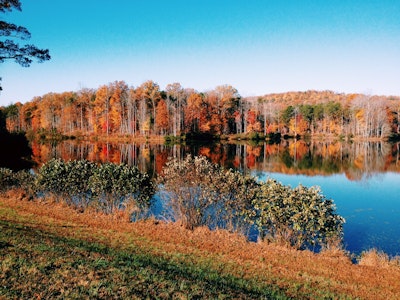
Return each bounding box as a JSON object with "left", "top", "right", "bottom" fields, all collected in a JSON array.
[{"left": 1, "top": 0, "right": 399, "bottom": 106}]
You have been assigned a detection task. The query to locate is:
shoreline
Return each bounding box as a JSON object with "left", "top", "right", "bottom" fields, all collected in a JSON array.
[{"left": 51, "top": 132, "right": 395, "bottom": 144}]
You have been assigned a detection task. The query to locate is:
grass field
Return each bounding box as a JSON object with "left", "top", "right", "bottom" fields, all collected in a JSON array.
[{"left": 1, "top": 193, "right": 400, "bottom": 299}]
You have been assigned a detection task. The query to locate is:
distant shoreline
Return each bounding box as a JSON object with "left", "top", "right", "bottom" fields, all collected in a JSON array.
[{"left": 35, "top": 132, "right": 396, "bottom": 144}]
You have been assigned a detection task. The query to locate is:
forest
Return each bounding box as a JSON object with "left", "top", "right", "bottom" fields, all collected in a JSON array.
[{"left": 2, "top": 80, "right": 400, "bottom": 140}]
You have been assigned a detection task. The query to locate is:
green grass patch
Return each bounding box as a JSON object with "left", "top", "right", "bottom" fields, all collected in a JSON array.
[{"left": 0, "top": 218, "right": 288, "bottom": 299}]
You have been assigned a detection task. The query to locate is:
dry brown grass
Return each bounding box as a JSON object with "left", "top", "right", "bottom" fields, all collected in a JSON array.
[
  {"left": 2, "top": 192, "right": 400, "bottom": 299},
  {"left": 359, "top": 249, "right": 400, "bottom": 268}
]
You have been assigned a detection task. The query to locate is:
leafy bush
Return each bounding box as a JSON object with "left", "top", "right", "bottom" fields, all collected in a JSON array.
[
  {"left": 36, "top": 159, "right": 155, "bottom": 214},
  {"left": 160, "top": 155, "right": 221, "bottom": 229},
  {"left": 159, "top": 155, "right": 258, "bottom": 231},
  {"left": 214, "top": 167, "right": 260, "bottom": 233},
  {"left": 0, "top": 168, "right": 35, "bottom": 195},
  {"left": 249, "top": 179, "right": 345, "bottom": 249},
  {"left": 37, "top": 159, "right": 97, "bottom": 201},
  {"left": 89, "top": 162, "right": 155, "bottom": 214},
  {"left": 36, "top": 159, "right": 97, "bottom": 207},
  {"left": 0, "top": 168, "right": 17, "bottom": 192},
  {"left": 248, "top": 131, "right": 262, "bottom": 140},
  {"left": 160, "top": 155, "right": 345, "bottom": 250},
  {"left": 12, "top": 170, "right": 36, "bottom": 196},
  {"left": 63, "top": 160, "right": 97, "bottom": 202},
  {"left": 36, "top": 158, "right": 69, "bottom": 199}
]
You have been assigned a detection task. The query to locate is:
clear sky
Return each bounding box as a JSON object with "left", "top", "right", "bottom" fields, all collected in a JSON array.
[{"left": 1, "top": 0, "right": 399, "bottom": 106}]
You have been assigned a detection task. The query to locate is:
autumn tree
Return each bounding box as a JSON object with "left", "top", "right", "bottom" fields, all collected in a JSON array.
[
  {"left": 3, "top": 102, "right": 21, "bottom": 131},
  {"left": 136, "top": 80, "right": 161, "bottom": 135},
  {"left": 203, "top": 85, "right": 241, "bottom": 135},
  {"left": 184, "top": 92, "right": 203, "bottom": 133},
  {"left": 351, "top": 95, "right": 390, "bottom": 138},
  {"left": 36, "top": 93, "right": 63, "bottom": 131},
  {"left": 76, "top": 88, "right": 95, "bottom": 133},
  {"left": 109, "top": 81, "right": 129, "bottom": 134},
  {"left": 0, "top": 0, "right": 50, "bottom": 90},
  {"left": 246, "top": 109, "right": 261, "bottom": 132},
  {"left": 17, "top": 97, "right": 37, "bottom": 131},
  {"left": 90, "top": 81, "right": 129, "bottom": 135},
  {"left": 93, "top": 85, "right": 110, "bottom": 134},
  {"left": 214, "top": 85, "right": 241, "bottom": 134},
  {"left": 155, "top": 98, "right": 169, "bottom": 135},
  {"left": 126, "top": 87, "right": 138, "bottom": 135},
  {"left": 166, "top": 82, "right": 186, "bottom": 136}
]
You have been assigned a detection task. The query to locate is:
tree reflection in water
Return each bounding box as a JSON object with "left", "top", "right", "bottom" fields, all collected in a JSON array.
[{"left": 30, "top": 140, "right": 399, "bottom": 181}]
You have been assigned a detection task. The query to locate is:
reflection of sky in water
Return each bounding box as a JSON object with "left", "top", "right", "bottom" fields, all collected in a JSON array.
[{"left": 253, "top": 171, "right": 400, "bottom": 256}]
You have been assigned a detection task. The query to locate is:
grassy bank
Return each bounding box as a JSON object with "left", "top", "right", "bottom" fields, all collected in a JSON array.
[
  {"left": 1, "top": 194, "right": 400, "bottom": 299},
  {"left": 0, "top": 219, "right": 279, "bottom": 299}
]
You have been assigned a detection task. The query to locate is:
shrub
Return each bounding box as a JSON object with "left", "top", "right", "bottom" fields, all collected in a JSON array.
[
  {"left": 36, "top": 159, "right": 155, "bottom": 214},
  {"left": 37, "top": 158, "right": 96, "bottom": 205},
  {"left": 160, "top": 155, "right": 345, "bottom": 250},
  {"left": 0, "top": 168, "right": 17, "bottom": 192},
  {"left": 88, "top": 162, "right": 155, "bottom": 214},
  {"left": 0, "top": 168, "right": 35, "bottom": 195},
  {"left": 62, "top": 160, "right": 97, "bottom": 202},
  {"left": 159, "top": 155, "right": 221, "bottom": 229},
  {"left": 358, "top": 249, "right": 391, "bottom": 267},
  {"left": 12, "top": 170, "right": 36, "bottom": 197},
  {"left": 159, "top": 155, "right": 258, "bottom": 231},
  {"left": 215, "top": 168, "right": 260, "bottom": 233},
  {"left": 248, "top": 131, "right": 261, "bottom": 140},
  {"left": 267, "top": 132, "right": 281, "bottom": 144},
  {"left": 36, "top": 158, "right": 69, "bottom": 200},
  {"left": 249, "top": 179, "right": 345, "bottom": 249}
]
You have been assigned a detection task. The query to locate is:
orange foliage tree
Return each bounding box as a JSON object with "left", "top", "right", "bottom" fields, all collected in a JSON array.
[{"left": 155, "top": 99, "right": 169, "bottom": 135}]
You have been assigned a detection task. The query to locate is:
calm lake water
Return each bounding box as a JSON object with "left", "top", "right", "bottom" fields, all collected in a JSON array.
[
  {"left": 30, "top": 139, "right": 400, "bottom": 256},
  {"left": 256, "top": 171, "right": 400, "bottom": 256}
]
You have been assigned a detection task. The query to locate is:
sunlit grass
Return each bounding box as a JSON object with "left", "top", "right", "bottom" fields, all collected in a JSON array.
[
  {"left": 1, "top": 196, "right": 400, "bottom": 299},
  {"left": 0, "top": 212, "right": 286, "bottom": 299}
]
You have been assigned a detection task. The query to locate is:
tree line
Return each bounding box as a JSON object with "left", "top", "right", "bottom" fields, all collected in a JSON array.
[{"left": 2, "top": 81, "right": 400, "bottom": 140}]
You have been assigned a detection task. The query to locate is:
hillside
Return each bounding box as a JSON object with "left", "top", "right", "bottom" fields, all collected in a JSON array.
[{"left": 254, "top": 90, "right": 400, "bottom": 107}]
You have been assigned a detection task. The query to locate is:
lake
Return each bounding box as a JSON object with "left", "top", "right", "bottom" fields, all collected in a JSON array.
[{"left": 30, "top": 139, "right": 400, "bottom": 256}]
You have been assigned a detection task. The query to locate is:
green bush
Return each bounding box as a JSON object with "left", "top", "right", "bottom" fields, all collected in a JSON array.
[
  {"left": 36, "top": 159, "right": 97, "bottom": 207},
  {"left": 160, "top": 155, "right": 345, "bottom": 250},
  {"left": 36, "top": 158, "right": 69, "bottom": 199},
  {"left": 0, "top": 168, "right": 35, "bottom": 195},
  {"left": 13, "top": 170, "right": 36, "bottom": 196},
  {"left": 89, "top": 162, "right": 155, "bottom": 214},
  {"left": 36, "top": 159, "right": 155, "bottom": 214},
  {"left": 63, "top": 160, "right": 97, "bottom": 199},
  {"left": 247, "top": 179, "right": 345, "bottom": 249},
  {"left": 0, "top": 168, "right": 17, "bottom": 192},
  {"left": 248, "top": 131, "right": 261, "bottom": 140}
]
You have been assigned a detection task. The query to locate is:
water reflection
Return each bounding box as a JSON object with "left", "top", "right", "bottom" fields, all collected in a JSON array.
[{"left": 31, "top": 140, "right": 400, "bottom": 181}]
